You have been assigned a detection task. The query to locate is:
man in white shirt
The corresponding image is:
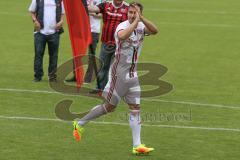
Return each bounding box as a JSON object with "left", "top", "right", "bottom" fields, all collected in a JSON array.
[
  {"left": 84, "top": 0, "right": 103, "bottom": 83},
  {"left": 29, "top": 0, "right": 65, "bottom": 82},
  {"left": 73, "top": 2, "right": 158, "bottom": 155}
]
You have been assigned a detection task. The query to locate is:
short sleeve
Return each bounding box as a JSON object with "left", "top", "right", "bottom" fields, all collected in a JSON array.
[
  {"left": 95, "top": 0, "right": 102, "bottom": 5},
  {"left": 139, "top": 22, "right": 145, "bottom": 31},
  {"left": 28, "top": 0, "right": 37, "bottom": 12},
  {"left": 114, "top": 22, "right": 127, "bottom": 39},
  {"left": 116, "top": 23, "right": 126, "bottom": 34}
]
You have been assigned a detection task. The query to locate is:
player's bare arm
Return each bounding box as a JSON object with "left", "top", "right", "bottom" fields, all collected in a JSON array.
[
  {"left": 117, "top": 10, "right": 140, "bottom": 40},
  {"left": 141, "top": 16, "right": 158, "bottom": 35},
  {"left": 135, "top": 5, "right": 158, "bottom": 35}
]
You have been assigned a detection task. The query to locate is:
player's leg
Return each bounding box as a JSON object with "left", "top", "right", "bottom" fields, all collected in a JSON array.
[
  {"left": 73, "top": 68, "right": 121, "bottom": 141},
  {"left": 73, "top": 102, "right": 116, "bottom": 141},
  {"left": 79, "top": 73, "right": 122, "bottom": 127},
  {"left": 128, "top": 104, "right": 141, "bottom": 147},
  {"left": 47, "top": 32, "right": 60, "bottom": 81},
  {"left": 79, "top": 68, "right": 122, "bottom": 128},
  {"left": 73, "top": 75, "right": 120, "bottom": 141},
  {"left": 84, "top": 32, "right": 100, "bottom": 83},
  {"left": 128, "top": 103, "right": 154, "bottom": 154},
  {"left": 125, "top": 80, "right": 154, "bottom": 154},
  {"left": 77, "top": 102, "right": 115, "bottom": 126},
  {"left": 33, "top": 32, "right": 47, "bottom": 81}
]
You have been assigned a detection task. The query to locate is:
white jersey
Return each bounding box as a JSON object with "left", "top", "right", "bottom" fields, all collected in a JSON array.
[
  {"left": 87, "top": 0, "right": 102, "bottom": 33},
  {"left": 112, "top": 20, "right": 145, "bottom": 79},
  {"left": 103, "top": 20, "right": 144, "bottom": 105}
]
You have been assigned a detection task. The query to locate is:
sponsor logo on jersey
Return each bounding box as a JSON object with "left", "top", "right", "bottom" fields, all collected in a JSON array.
[{"left": 106, "top": 11, "right": 123, "bottom": 17}]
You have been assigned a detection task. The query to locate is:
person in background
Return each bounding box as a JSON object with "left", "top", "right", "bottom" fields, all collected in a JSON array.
[
  {"left": 84, "top": 0, "right": 103, "bottom": 83},
  {"left": 29, "top": 0, "right": 65, "bottom": 82},
  {"left": 65, "top": 0, "right": 103, "bottom": 83}
]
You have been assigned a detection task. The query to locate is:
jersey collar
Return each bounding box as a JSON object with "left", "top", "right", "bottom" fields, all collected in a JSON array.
[{"left": 111, "top": 1, "right": 124, "bottom": 9}]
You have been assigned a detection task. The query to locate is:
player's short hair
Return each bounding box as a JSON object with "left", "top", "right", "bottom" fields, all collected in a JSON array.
[{"left": 129, "top": 2, "right": 143, "bottom": 13}]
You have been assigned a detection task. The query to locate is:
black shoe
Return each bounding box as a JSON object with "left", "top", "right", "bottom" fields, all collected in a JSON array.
[
  {"left": 89, "top": 89, "right": 103, "bottom": 97},
  {"left": 84, "top": 79, "right": 91, "bottom": 84},
  {"left": 65, "top": 76, "right": 76, "bottom": 82},
  {"left": 33, "top": 78, "right": 42, "bottom": 82},
  {"left": 89, "top": 89, "right": 101, "bottom": 94},
  {"left": 49, "top": 78, "right": 57, "bottom": 82}
]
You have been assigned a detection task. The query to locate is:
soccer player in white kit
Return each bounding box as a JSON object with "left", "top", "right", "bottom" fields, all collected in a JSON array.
[{"left": 73, "top": 2, "right": 158, "bottom": 155}]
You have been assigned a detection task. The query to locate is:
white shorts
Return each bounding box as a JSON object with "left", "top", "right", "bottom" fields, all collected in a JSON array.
[{"left": 102, "top": 74, "right": 141, "bottom": 106}]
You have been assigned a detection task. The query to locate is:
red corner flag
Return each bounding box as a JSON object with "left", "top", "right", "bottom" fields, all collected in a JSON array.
[{"left": 63, "top": 0, "right": 92, "bottom": 88}]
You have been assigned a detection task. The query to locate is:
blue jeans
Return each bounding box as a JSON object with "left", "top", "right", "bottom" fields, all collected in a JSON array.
[
  {"left": 97, "top": 43, "right": 116, "bottom": 90},
  {"left": 84, "top": 32, "right": 100, "bottom": 82},
  {"left": 34, "top": 32, "right": 60, "bottom": 79}
]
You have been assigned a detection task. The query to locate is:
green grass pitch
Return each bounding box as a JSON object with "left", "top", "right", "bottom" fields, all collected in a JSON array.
[{"left": 0, "top": 0, "right": 240, "bottom": 159}]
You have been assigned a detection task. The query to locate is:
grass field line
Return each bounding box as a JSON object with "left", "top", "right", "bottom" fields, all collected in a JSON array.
[
  {"left": 0, "top": 11, "right": 238, "bottom": 28},
  {"left": 0, "top": 88, "right": 239, "bottom": 110},
  {"left": 142, "top": 98, "right": 240, "bottom": 110},
  {"left": 146, "top": 8, "right": 240, "bottom": 15},
  {"left": 1, "top": 9, "right": 240, "bottom": 16},
  {"left": 0, "top": 115, "right": 240, "bottom": 132},
  {"left": 0, "top": 11, "right": 27, "bottom": 16},
  {"left": 159, "top": 22, "right": 238, "bottom": 28}
]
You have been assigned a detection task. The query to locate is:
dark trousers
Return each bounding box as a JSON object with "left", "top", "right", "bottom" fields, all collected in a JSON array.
[
  {"left": 97, "top": 42, "right": 116, "bottom": 90},
  {"left": 84, "top": 32, "right": 100, "bottom": 82},
  {"left": 34, "top": 32, "right": 60, "bottom": 79}
]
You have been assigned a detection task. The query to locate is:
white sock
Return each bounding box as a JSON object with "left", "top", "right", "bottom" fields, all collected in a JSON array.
[
  {"left": 129, "top": 110, "right": 141, "bottom": 147},
  {"left": 78, "top": 104, "right": 107, "bottom": 126}
]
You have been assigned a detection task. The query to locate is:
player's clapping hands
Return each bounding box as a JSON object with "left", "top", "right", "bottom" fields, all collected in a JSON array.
[{"left": 133, "top": 4, "right": 142, "bottom": 22}]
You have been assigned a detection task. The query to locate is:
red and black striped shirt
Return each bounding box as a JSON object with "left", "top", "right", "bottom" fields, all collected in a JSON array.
[{"left": 98, "top": 1, "right": 128, "bottom": 44}]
